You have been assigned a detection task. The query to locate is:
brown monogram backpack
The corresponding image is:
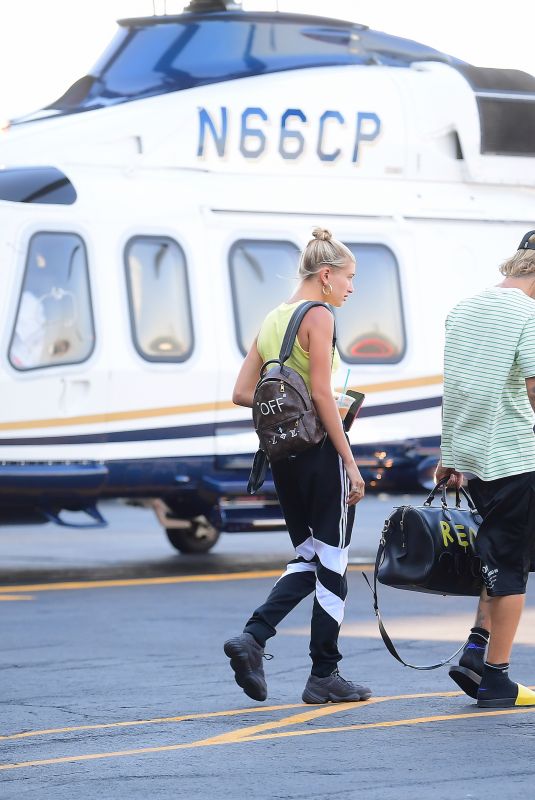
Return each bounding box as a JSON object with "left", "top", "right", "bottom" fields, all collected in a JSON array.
[{"left": 251, "top": 301, "right": 336, "bottom": 467}]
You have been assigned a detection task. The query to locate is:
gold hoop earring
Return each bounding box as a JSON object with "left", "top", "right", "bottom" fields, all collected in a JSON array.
[{"left": 322, "top": 282, "right": 333, "bottom": 296}]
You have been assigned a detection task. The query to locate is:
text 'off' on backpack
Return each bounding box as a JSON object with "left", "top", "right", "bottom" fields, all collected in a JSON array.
[{"left": 252, "top": 301, "right": 335, "bottom": 464}]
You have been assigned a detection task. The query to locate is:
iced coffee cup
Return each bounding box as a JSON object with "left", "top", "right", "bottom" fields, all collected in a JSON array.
[{"left": 336, "top": 393, "right": 354, "bottom": 421}]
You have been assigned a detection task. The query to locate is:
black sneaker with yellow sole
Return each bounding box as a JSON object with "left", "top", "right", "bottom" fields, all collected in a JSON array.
[
  {"left": 477, "top": 682, "right": 535, "bottom": 708},
  {"left": 477, "top": 663, "right": 535, "bottom": 708}
]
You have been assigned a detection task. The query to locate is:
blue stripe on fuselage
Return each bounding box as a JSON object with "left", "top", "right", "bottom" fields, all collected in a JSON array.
[{"left": 0, "top": 396, "right": 441, "bottom": 446}]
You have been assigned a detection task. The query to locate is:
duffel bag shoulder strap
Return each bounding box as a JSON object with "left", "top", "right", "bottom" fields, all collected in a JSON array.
[
  {"left": 279, "top": 301, "right": 336, "bottom": 363},
  {"left": 362, "top": 522, "right": 469, "bottom": 671}
]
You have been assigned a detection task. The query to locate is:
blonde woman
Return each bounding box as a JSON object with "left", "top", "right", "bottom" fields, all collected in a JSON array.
[{"left": 224, "top": 228, "right": 371, "bottom": 704}]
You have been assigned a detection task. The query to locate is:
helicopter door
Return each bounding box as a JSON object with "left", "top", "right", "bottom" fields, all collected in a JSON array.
[{"left": 0, "top": 231, "right": 107, "bottom": 459}]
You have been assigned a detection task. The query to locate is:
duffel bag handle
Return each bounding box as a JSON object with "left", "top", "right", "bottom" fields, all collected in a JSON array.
[
  {"left": 423, "top": 476, "right": 454, "bottom": 506},
  {"left": 424, "top": 478, "right": 480, "bottom": 520},
  {"left": 456, "top": 484, "right": 478, "bottom": 514}
]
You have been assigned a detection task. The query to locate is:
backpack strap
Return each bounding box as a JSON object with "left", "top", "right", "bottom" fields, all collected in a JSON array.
[{"left": 279, "top": 301, "right": 336, "bottom": 363}]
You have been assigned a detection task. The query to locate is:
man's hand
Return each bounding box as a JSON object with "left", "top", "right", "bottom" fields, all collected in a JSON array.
[{"left": 435, "top": 463, "right": 464, "bottom": 489}]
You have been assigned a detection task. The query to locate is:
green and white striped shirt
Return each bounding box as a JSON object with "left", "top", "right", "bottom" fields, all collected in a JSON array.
[{"left": 441, "top": 287, "right": 535, "bottom": 481}]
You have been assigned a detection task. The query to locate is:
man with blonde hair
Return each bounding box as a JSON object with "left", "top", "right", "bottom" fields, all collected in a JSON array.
[{"left": 437, "top": 230, "right": 535, "bottom": 708}]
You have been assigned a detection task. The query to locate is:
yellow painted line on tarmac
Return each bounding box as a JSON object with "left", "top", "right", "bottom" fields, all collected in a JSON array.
[
  {"left": 0, "top": 703, "right": 305, "bottom": 741},
  {"left": 179, "top": 692, "right": 462, "bottom": 748},
  {"left": 1, "top": 690, "right": 458, "bottom": 742},
  {"left": 0, "top": 691, "right": 457, "bottom": 744},
  {"left": 3, "top": 693, "right": 535, "bottom": 772},
  {"left": 0, "top": 571, "right": 281, "bottom": 594},
  {"left": 0, "top": 594, "right": 33, "bottom": 601},
  {"left": 0, "top": 691, "right": 456, "bottom": 769},
  {"left": 236, "top": 706, "right": 535, "bottom": 744},
  {"left": 0, "top": 564, "right": 374, "bottom": 595}
]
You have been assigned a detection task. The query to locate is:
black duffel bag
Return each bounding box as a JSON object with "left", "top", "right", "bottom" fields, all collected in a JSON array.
[
  {"left": 364, "top": 479, "right": 484, "bottom": 670},
  {"left": 378, "top": 480, "right": 483, "bottom": 596}
]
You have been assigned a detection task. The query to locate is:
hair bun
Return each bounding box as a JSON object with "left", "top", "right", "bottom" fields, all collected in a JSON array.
[{"left": 312, "top": 227, "right": 332, "bottom": 242}]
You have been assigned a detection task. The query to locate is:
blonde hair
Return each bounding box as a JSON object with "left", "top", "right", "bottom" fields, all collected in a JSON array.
[
  {"left": 500, "top": 235, "right": 535, "bottom": 277},
  {"left": 298, "top": 227, "right": 354, "bottom": 280}
]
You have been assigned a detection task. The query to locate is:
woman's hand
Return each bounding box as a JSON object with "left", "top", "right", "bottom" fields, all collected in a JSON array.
[{"left": 345, "top": 460, "right": 365, "bottom": 505}]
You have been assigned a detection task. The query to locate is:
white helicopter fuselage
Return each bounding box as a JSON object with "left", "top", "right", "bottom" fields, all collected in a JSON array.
[{"left": 0, "top": 10, "right": 534, "bottom": 548}]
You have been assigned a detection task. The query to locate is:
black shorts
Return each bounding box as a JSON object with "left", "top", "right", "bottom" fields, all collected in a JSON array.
[{"left": 468, "top": 471, "right": 535, "bottom": 596}]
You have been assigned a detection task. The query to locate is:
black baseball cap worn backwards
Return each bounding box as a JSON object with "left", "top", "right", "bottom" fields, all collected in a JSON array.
[{"left": 518, "top": 230, "right": 535, "bottom": 250}]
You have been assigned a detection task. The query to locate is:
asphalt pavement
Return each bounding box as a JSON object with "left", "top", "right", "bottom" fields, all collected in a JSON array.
[{"left": 2, "top": 497, "right": 535, "bottom": 798}]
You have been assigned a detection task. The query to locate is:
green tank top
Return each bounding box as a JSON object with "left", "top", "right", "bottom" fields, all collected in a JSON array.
[{"left": 256, "top": 301, "right": 341, "bottom": 394}]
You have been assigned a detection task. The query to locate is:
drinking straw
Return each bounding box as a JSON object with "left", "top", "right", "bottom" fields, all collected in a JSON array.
[{"left": 340, "top": 368, "right": 351, "bottom": 400}]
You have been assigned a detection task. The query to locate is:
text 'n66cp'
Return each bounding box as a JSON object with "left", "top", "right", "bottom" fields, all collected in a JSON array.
[{"left": 197, "top": 106, "right": 382, "bottom": 163}]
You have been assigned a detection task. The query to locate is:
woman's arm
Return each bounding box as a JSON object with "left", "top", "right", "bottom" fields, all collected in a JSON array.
[
  {"left": 307, "top": 307, "right": 365, "bottom": 505},
  {"left": 232, "top": 337, "right": 263, "bottom": 408}
]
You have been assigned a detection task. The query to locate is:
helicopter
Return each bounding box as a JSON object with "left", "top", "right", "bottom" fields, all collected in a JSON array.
[{"left": 0, "top": 0, "right": 534, "bottom": 552}]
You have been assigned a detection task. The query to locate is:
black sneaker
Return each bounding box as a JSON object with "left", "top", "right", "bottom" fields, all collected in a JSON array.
[
  {"left": 475, "top": 662, "right": 535, "bottom": 708},
  {"left": 223, "top": 633, "right": 268, "bottom": 702},
  {"left": 449, "top": 642, "right": 486, "bottom": 699},
  {"left": 302, "top": 670, "right": 372, "bottom": 704}
]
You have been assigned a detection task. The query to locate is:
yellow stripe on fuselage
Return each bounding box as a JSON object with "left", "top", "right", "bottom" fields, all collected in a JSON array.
[{"left": 0, "top": 374, "right": 443, "bottom": 432}]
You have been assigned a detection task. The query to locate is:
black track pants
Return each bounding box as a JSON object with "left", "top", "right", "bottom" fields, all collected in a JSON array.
[{"left": 244, "top": 437, "right": 355, "bottom": 677}]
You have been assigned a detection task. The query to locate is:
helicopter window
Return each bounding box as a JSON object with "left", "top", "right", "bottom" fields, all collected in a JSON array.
[
  {"left": 230, "top": 239, "right": 404, "bottom": 364},
  {"left": 0, "top": 167, "right": 76, "bottom": 205},
  {"left": 125, "top": 236, "right": 193, "bottom": 362},
  {"left": 453, "top": 66, "right": 535, "bottom": 157},
  {"left": 337, "top": 244, "right": 405, "bottom": 364},
  {"left": 477, "top": 98, "right": 535, "bottom": 157},
  {"left": 229, "top": 239, "right": 300, "bottom": 355},
  {"left": 9, "top": 233, "right": 95, "bottom": 371}
]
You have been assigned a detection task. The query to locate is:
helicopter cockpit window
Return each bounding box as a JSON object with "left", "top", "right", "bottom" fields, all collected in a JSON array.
[
  {"left": 229, "top": 240, "right": 300, "bottom": 355},
  {"left": 9, "top": 233, "right": 95, "bottom": 371},
  {"left": 47, "top": 15, "right": 450, "bottom": 115},
  {"left": 125, "top": 236, "right": 193, "bottom": 362},
  {"left": 337, "top": 244, "right": 405, "bottom": 364}
]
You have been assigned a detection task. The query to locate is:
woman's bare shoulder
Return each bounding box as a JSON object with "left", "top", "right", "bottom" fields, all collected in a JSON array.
[{"left": 303, "top": 304, "right": 334, "bottom": 333}]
